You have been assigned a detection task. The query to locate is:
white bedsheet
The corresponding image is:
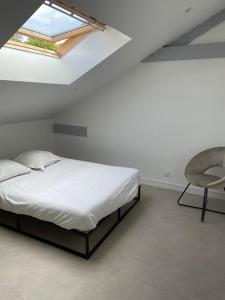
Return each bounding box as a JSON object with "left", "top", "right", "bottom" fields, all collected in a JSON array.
[{"left": 0, "top": 158, "right": 140, "bottom": 231}]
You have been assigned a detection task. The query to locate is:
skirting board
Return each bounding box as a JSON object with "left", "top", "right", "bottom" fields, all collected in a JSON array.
[{"left": 141, "top": 177, "right": 225, "bottom": 200}]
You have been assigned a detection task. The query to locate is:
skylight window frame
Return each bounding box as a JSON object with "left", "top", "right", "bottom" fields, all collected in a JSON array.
[
  {"left": 17, "top": 25, "right": 94, "bottom": 44},
  {"left": 47, "top": 0, "right": 105, "bottom": 32},
  {"left": 4, "top": 0, "right": 105, "bottom": 57},
  {"left": 6, "top": 39, "right": 58, "bottom": 57}
]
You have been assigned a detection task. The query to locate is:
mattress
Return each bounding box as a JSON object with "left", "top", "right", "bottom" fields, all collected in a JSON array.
[{"left": 0, "top": 158, "right": 140, "bottom": 231}]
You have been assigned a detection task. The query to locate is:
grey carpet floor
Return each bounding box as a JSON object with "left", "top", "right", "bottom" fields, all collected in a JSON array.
[{"left": 0, "top": 185, "right": 225, "bottom": 300}]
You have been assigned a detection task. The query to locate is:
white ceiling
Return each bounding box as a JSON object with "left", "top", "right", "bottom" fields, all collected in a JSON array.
[
  {"left": 0, "top": 0, "right": 225, "bottom": 124},
  {"left": 0, "top": 1, "right": 43, "bottom": 48},
  {"left": 0, "top": 81, "right": 77, "bottom": 124},
  {"left": 0, "top": 27, "right": 130, "bottom": 85}
]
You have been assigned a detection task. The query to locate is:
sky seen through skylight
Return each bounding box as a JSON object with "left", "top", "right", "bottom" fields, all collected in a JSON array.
[{"left": 22, "top": 3, "right": 86, "bottom": 37}]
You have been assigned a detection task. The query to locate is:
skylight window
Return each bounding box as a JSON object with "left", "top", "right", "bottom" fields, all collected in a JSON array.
[
  {"left": 4, "top": 0, "right": 105, "bottom": 57},
  {"left": 22, "top": 3, "right": 86, "bottom": 37}
]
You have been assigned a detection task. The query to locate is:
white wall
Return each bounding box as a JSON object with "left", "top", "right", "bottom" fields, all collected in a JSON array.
[
  {"left": 0, "top": 119, "right": 54, "bottom": 159},
  {"left": 55, "top": 59, "right": 225, "bottom": 187}
]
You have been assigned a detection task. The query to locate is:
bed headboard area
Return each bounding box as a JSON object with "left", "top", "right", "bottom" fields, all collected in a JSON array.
[{"left": 0, "top": 119, "right": 54, "bottom": 159}]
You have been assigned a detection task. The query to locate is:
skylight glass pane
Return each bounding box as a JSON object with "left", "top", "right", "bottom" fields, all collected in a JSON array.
[{"left": 22, "top": 3, "right": 86, "bottom": 37}]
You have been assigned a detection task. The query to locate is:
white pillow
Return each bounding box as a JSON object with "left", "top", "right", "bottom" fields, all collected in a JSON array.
[
  {"left": 15, "top": 150, "right": 61, "bottom": 171},
  {"left": 0, "top": 160, "right": 31, "bottom": 182}
]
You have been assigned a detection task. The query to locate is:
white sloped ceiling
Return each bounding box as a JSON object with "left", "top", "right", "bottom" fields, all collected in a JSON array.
[{"left": 0, "top": 0, "right": 225, "bottom": 124}]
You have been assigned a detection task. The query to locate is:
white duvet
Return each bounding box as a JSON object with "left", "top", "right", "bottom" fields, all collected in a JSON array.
[{"left": 0, "top": 158, "right": 140, "bottom": 231}]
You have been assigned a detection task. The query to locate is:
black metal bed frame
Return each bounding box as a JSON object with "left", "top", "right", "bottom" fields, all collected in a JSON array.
[
  {"left": 0, "top": 185, "right": 141, "bottom": 259},
  {"left": 177, "top": 183, "right": 225, "bottom": 222}
]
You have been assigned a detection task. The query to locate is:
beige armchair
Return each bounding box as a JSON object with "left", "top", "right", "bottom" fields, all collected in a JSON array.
[{"left": 178, "top": 147, "right": 225, "bottom": 222}]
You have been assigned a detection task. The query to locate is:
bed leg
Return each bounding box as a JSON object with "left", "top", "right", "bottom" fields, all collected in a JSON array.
[
  {"left": 117, "top": 208, "right": 121, "bottom": 221},
  {"left": 85, "top": 234, "right": 90, "bottom": 259},
  {"left": 137, "top": 185, "right": 141, "bottom": 200},
  {"left": 17, "top": 216, "right": 21, "bottom": 232}
]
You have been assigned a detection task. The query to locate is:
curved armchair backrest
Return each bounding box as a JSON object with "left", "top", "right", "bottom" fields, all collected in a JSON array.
[{"left": 185, "top": 147, "right": 225, "bottom": 179}]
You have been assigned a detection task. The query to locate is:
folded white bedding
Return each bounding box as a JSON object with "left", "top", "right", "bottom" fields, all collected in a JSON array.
[{"left": 0, "top": 158, "right": 140, "bottom": 231}]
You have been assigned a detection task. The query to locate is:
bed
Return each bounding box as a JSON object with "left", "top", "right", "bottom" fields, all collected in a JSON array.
[{"left": 0, "top": 158, "right": 141, "bottom": 259}]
